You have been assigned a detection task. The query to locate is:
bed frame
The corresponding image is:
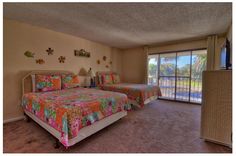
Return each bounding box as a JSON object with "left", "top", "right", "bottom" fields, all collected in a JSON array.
[
  {"left": 129, "top": 95, "right": 158, "bottom": 108},
  {"left": 22, "top": 70, "right": 127, "bottom": 148}
]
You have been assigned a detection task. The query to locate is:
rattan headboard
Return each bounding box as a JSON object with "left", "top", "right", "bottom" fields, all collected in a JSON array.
[{"left": 22, "top": 70, "right": 74, "bottom": 95}]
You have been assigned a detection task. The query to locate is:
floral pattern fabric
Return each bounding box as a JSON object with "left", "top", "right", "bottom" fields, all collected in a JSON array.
[
  {"left": 102, "top": 74, "right": 113, "bottom": 84},
  {"left": 22, "top": 88, "right": 128, "bottom": 147},
  {"left": 112, "top": 74, "right": 121, "bottom": 84},
  {"left": 99, "top": 83, "right": 162, "bottom": 107},
  {"left": 35, "top": 75, "right": 61, "bottom": 92},
  {"left": 97, "top": 75, "right": 103, "bottom": 85},
  {"left": 62, "top": 74, "right": 80, "bottom": 89}
]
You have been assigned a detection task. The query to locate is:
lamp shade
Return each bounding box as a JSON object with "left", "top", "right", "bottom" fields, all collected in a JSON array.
[
  {"left": 78, "top": 67, "right": 88, "bottom": 76},
  {"left": 88, "top": 68, "right": 95, "bottom": 77}
]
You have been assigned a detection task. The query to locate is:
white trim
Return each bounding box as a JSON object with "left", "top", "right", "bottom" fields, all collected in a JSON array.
[
  {"left": 24, "top": 110, "right": 127, "bottom": 147},
  {"left": 3, "top": 116, "right": 25, "bottom": 124}
]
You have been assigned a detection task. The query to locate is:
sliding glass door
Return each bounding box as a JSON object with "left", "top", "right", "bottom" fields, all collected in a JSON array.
[
  {"left": 159, "top": 53, "right": 176, "bottom": 100},
  {"left": 148, "top": 49, "right": 207, "bottom": 103},
  {"left": 176, "top": 52, "right": 191, "bottom": 101}
]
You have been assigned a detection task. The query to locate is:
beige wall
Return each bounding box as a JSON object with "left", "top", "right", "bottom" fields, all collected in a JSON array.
[
  {"left": 226, "top": 24, "right": 232, "bottom": 64},
  {"left": 3, "top": 19, "right": 122, "bottom": 121},
  {"left": 111, "top": 47, "right": 123, "bottom": 76},
  {"left": 121, "top": 47, "right": 146, "bottom": 83},
  {"left": 149, "top": 39, "right": 207, "bottom": 54},
  {"left": 227, "top": 25, "right": 232, "bottom": 42}
]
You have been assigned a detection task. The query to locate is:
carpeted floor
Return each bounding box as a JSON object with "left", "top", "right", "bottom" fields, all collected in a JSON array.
[{"left": 3, "top": 100, "right": 232, "bottom": 153}]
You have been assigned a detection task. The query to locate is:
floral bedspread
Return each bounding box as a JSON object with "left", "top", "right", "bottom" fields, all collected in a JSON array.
[
  {"left": 99, "top": 83, "right": 162, "bottom": 107},
  {"left": 22, "top": 88, "right": 128, "bottom": 147}
]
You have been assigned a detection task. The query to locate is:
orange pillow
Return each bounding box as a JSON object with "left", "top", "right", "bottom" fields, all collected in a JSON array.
[{"left": 35, "top": 75, "right": 61, "bottom": 92}]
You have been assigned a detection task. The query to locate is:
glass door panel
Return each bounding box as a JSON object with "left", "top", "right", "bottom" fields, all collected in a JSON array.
[
  {"left": 190, "top": 50, "right": 207, "bottom": 103},
  {"left": 159, "top": 53, "right": 176, "bottom": 100},
  {"left": 176, "top": 52, "right": 191, "bottom": 101},
  {"left": 159, "top": 77, "right": 175, "bottom": 100},
  {"left": 159, "top": 53, "right": 176, "bottom": 76},
  {"left": 176, "top": 77, "right": 190, "bottom": 101},
  {"left": 148, "top": 55, "right": 159, "bottom": 85}
]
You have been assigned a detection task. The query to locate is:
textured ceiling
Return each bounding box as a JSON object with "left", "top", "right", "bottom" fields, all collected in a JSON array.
[{"left": 3, "top": 3, "right": 232, "bottom": 49}]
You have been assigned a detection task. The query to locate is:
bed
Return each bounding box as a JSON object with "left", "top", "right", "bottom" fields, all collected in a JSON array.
[
  {"left": 96, "top": 72, "right": 162, "bottom": 108},
  {"left": 21, "top": 70, "right": 128, "bottom": 148}
]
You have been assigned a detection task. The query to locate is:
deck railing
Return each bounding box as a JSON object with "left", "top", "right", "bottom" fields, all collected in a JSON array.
[{"left": 149, "top": 76, "right": 202, "bottom": 103}]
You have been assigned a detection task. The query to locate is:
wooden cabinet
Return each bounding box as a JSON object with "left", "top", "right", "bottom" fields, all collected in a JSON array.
[{"left": 201, "top": 70, "right": 232, "bottom": 147}]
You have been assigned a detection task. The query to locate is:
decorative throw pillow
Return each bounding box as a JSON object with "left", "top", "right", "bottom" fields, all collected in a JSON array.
[
  {"left": 35, "top": 75, "right": 61, "bottom": 92},
  {"left": 102, "top": 74, "right": 113, "bottom": 85},
  {"left": 112, "top": 74, "right": 121, "bottom": 84},
  {"left": 62, "top": 74, "right": 80, "bottom": 89}
]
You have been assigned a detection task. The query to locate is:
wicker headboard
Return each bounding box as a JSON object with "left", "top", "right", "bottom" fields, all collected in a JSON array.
[{"left": 22, "top": 70, "right": 74, "bottom": 95}]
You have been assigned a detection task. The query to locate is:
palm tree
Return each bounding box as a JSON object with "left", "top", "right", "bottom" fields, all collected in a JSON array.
[{"left": 192, "top": 54, "right": 207, "bottom": 78}]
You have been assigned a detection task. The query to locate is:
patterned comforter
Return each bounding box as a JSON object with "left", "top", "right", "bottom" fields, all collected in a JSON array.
[
  {"left": 22, "top": 88, "right": 128, "bottom": 147},
  {"left": 99, "top": 83, "right": 162, "bottom": 107}
]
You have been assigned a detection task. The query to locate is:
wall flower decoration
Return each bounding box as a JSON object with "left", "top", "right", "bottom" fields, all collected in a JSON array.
[
  {"left": 109, "top": 61, "right": 112, "bottom": 65},
  {"left": 46, "top": 48, "right": 54, "bottom": 55},
  {"left": 97, "top": 60, "right": 100, "bottom": 64},
  {"left": 106, "top": 65, "right": 109, "bottom": 68},
  {"left": 103, "top": 56, "right": 107, "bottom": 61},
  {"left": 36, "top": 59, "right": 45, "bottom": 64},
  {"left": 24, "top": 51, "right": 35, "bottom": 58},
  {"left": 58, "top": 56, "right": 66, "bottom": 63}
]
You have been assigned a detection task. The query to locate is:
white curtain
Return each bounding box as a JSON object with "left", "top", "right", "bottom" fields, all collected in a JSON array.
[{"left": 207, "top": 35, "right": 218, "bottom": 70}]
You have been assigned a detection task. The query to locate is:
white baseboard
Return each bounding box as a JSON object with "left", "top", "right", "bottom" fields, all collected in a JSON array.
[{"left": 3, "top": 116, "right": 25, "bottom": 124}]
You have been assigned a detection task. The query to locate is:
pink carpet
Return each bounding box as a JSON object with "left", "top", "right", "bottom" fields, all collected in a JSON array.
[{"left": 3, "top": 100, "right": 232, "bottom": 153}]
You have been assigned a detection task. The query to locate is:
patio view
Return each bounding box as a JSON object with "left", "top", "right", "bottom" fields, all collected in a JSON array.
[{"left": 148, "top": 49, "right": 207, "bottom": 103}]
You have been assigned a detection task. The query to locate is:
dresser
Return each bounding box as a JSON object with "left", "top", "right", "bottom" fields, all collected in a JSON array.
[{"left": 201, "top": 70, "right": 232, "bottom": 147}]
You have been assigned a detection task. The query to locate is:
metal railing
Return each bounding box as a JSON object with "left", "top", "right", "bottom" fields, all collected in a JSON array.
[{"left": 154, "top": 76, "right": 202, "bottom": 103}]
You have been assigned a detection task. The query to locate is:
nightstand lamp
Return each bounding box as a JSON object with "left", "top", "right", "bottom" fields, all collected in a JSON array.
[{"left": 88, "top": 68, "right": 96, "bottom": 88}]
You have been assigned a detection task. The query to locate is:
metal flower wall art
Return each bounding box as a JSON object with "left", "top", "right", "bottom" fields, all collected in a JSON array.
[
  {"left": 36, "top": 59, "right": 45, "bottom": 64},
  {"left": 46, "top": 48, "right": 54, "bottom": 55},
  {"left": 24, "top": 47, "right": 110, "bottom": 66},
  {"left": 24, "top": 51, "right": 35, "bottom": 58},
  {"left": 58, "top": 56, "right": 66, "bottom": 63},
  {"left": 103, "top": 56, "right": 107, "bottom": 61}
]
